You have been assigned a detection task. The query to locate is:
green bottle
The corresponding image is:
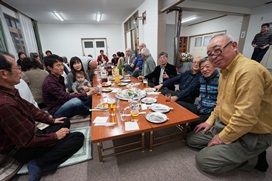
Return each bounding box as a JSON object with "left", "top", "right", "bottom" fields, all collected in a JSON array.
[{"left": 118, "top": 58, "right": 124, "bottom": 76}]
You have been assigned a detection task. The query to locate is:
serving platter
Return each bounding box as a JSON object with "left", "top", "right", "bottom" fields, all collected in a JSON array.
[{"left": 115, "top": 89, "right": 146, "bottom": 101}]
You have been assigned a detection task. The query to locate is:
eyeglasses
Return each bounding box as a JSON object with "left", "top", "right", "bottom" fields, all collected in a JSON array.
[{"left": 207, "top": 41, "right": 233, "bottom": 59}]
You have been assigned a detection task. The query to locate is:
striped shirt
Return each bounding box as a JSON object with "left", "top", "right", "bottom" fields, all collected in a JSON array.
[{"left": 196, "top": 70, "right": 219, "bottom": 114}]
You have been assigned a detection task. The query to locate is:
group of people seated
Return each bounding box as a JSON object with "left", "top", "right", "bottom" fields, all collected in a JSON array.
[{"left": 0, "top": 33, "right": 272, "bottom": 181}]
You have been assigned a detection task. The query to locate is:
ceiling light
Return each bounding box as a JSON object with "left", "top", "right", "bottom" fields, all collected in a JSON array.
[
  {"left": 96, "top": 12, "right": 102, "bottom": 22},
  {"left": 53, "top": 12, "right": 64, "bottom": 21},
  {"left": 182, "top": 16, "right": 197, "bottom": 23}
]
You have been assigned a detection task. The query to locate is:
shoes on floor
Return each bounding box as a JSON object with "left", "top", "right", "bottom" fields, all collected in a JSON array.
[
  {"left": 27, "top": 159, "right": 42, "bottom": 181},
  {"left": 255, "top": 150, "right": 269, "bottom": 172}
]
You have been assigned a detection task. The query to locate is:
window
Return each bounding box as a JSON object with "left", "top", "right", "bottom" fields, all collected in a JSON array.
[
  {"left": 96, "top": 41, "right": 105, "bottom": 48},
  {"left": 84, "top": 41, "right": 93, "bottom": 48},
  {"left": 4, "top": 14, "right": 26, "bottom": 53},
  {"left": 195, "top": 37, "right": 202, "bottom": 47},
  {"left": 204, "top": 36, "right": 212, "bottom": 46}
]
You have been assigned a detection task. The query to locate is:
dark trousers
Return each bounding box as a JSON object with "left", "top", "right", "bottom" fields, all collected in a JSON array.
[
  {"left": 251, "top": 47, "right": 269, "bottom": 63},
  {"left": 160, "top": 87, "right": 195, "bottom": 104},
  {"left": 178, "top": 101, "right": 210, "bottom": 130},
  {"left": 13, "top": 119, "right": 84, "bottom": 172}
]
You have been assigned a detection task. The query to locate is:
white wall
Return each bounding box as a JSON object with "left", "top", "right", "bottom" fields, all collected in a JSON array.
[
  {"left": 137, "top": 0, "right": 159, "bottom": 61},
  {"left": 181, "top": 15, "right": 243, "bottom": 43},
  {"left": 38, "top": 23, "right": 122, "bottom": 61},
  {"left": 166, "top": 24, "right": 175, "bottom": 65},
  {"left": 243, "top": 3, "right": 272, "bottom": 59},
  {"left": 165, "top": 15, "right": 243, "bottom": 62}
]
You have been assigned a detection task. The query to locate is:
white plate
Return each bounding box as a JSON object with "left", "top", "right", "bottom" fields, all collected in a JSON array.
[
  {"left": 121, "top": 79, "right": 131, "bottom": 83},
  {"left": 118, "top": 82, "right": 128, "bottom": 86},
  {"left": 150, "top": 104, "right": 171, "bottom": 113},
  {"left": 141, "top": 97, "right": 157, "bottom": 104},
  {"left": 146, "top": 112, "right": 168, "bottom": 124},
  {"left": 144, "top": 88, "right": 156, "bottom": 92},
  {"left": 115, "top": 89, "right": 146, "bottom": 101}
]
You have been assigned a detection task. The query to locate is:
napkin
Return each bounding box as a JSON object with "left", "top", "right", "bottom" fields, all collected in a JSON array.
[
  {"left": 93, "top": 116, "right": 108, "bottom": 124},
  {"left": 141, "top": 104, "right": 147, "bottom": 110},
  {"left": 125, "top": 122, "right": 140, "bottom": 131},
  {"left": 94, "top": 122, "right": 115, "bottom": 126}
]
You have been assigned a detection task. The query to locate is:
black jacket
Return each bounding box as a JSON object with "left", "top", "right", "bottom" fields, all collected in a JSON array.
[{"left": 145, "top": 63, "right": 177, "bottom": 90}]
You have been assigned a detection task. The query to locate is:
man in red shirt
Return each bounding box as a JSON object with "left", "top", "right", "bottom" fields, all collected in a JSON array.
[
  {"left": 0, "top": 51, "right": 84, "bottom": 181},
  {"left": 96, "top": 49, "right": 109, "bottom": 64}
]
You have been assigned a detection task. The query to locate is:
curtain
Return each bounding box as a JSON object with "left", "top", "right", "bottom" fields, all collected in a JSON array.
[
  {"left": 18, "top": 12, "right": 38, "bottom": 56},
  {"left": 0, "top": 19, "right": 8, "bottom": 51},
  {"left": 32, "top": 20, "right": 44, "bottom": 58},
  {"left": 0, "top": 7, "right": 17, "bottom": 58}
]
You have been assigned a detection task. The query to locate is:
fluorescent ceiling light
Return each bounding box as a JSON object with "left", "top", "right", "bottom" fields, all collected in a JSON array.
[
  {"left": 96, "top": 12, "right": 102, "bottom": 22},
  {"left": 182, "top": 16, "right": 197, "bottom": 23},
  {"left": 53, "top": 12, "right": 64, "bottom": 21}
]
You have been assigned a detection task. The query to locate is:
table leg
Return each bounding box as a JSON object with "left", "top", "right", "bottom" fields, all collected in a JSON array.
[
  {"left": 182, "top": 124, "right": 188, "bottom": 140},
  {"left": 149, "top": 131, "right": 153, "bottom": 152},
  {"left": 97, "top": 142, "right": 103, "bottom": 162},
  {"left": 141, "top": 133, "right": 145, "bottom": 152}
]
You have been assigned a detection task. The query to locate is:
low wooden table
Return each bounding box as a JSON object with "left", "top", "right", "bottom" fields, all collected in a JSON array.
[
  {"left": 91, "top": 75, "right": 199, "bottom": 162},
  {"left": 145, "top": 95, "right": 199, "bottom": 150}
]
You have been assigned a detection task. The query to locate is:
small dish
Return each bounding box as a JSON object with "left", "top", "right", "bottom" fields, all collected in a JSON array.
[
  {"left": 101, "top": 82, "right": 112, "bottom": 87},
  {"left": 144, "top": 88, "right": 156, "bottom": 92},
  {"left": 141, "top": 97, "right": 157, "bottom": 104},
  {"left": 102, "top": 88, "right": 112, "bottom": 92},
  {"left": 150, "top": 104, "right": 171, "bottom": 113},
  {"left": 118, "top": 82, "right": 128, "bottom": 86},
  {"left": 95, "top": 102, "right": 108, "bottom": 110},
  {"left": 121, "top": 79, "right": 131, "bottom": 83},
  {"left": 146, "top": 112, "right": 168, "bottom": 124}
]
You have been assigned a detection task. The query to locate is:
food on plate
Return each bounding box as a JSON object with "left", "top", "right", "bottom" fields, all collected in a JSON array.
[
  {"left": 101, "top": 82, "right": 111, "bottom": 87},
  {"left": 96, "top": 102, "right": 108, "bottom": 109},
  {"left": 116, "top": 88, "right": 146, "bottom": 100},
  {"left": 102, "top": 87, "right": 112, "bottom": 92}
]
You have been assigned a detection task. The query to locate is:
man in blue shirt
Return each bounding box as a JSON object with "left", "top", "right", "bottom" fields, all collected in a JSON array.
[
  {"left": 125, "top": 43, "right": 146, "bottom": 77},
  {"left": 155, "top": 56, "right": 202, "bottom": 104}
]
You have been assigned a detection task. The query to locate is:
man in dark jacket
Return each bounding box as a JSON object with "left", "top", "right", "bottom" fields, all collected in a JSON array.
[
  {"left": 138, "top": 51, "right": 177, "bottom": 90},
  {"left": 179, "top": 57, "right": 219, "bottom": 130},
  {"left": 155, "top": 56, "right": 202, "bottom": 104}
]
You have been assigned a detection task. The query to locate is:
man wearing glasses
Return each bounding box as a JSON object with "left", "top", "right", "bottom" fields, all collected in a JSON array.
[
  {"left": 0, "top": 51, "right": 84, "bottom": 180},
  {"left": 186, "top": 34, "right": 272, "bottom": 173},
  {"left": 154, "top": 56, "right": 202, "bottom": 104}
]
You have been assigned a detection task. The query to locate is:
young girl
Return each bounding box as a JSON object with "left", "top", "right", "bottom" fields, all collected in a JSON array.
[{"left": 72, "top": 71, "right": 91, "bottom": 93}]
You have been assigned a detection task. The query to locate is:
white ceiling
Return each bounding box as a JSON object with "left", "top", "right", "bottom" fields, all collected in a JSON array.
[
  {"left": 2, "top": 0, "right": 271, "bottom": 25},
  {"left": 2, "top": 0, "right": 145, "bottom": 24}
]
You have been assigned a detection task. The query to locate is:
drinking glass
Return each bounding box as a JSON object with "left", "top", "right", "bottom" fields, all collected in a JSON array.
[
  {"left": 165, "top": 93, "right": 171, "bottom": 103},
  {"left": 96, "top": 85, "right": 102, "bottom": 97},
  {"left": 143, "top": 78, "right": 148, "bottom": 88},
  {"left": 130, "top": 108, "right": 139, "bottom": 122},
  {"left": 107, "top": 98, "right": 116, "bottom": 116}
]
